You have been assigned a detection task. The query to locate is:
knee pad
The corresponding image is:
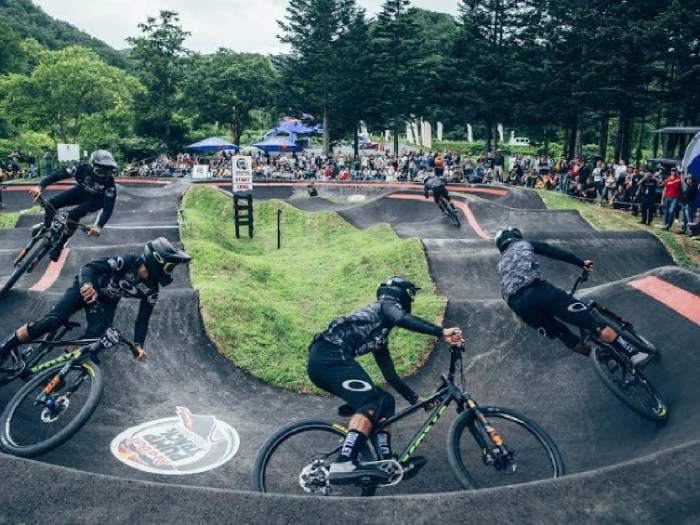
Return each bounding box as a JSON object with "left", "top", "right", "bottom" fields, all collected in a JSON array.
[{"left": 358, "top": 390, "right": 395, "bottom": 424}]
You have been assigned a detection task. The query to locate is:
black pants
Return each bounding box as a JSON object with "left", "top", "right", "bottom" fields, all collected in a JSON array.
[
  {"left": 307, "top": 338, "right": 394, "bottom": 423},
  {"left": 508, "top": 280, "right": 602, "bottom": 349},
  {"left": 27, "top": 280, "right": 117, "bottom": 341},
  {"left": 45, "top": 186, "right": 103, "bottom": 228},
  {"left": 640, "top": 198, "right": 655, "bottom": 225}
]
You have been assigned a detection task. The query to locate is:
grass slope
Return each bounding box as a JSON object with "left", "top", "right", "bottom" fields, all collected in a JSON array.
[
  {"left": 181, "top": 186, "right": 447, "bottom": 393},
  {"left": 0, "top": 206, "right": 40, "bottom": 229},
  {"left": 537, "top": 190, "right": 699, "bottom": 268}
]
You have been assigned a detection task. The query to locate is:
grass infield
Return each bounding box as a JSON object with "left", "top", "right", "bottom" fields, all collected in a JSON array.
[{"left": 180, "top": 186, "right": 447, "bottom": 393}]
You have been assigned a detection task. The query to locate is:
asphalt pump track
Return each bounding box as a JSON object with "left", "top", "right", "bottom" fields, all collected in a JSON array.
[{"left": 0, "top": 181, "right": 698, "bottom": 523}]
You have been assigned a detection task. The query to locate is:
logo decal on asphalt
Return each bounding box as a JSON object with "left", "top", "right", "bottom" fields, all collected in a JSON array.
[{"left": 110, "top": 406, "right": 239, "bottom": 475}]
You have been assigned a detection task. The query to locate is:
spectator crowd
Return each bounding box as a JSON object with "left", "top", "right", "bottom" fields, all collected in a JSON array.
[{"left": 3, "top": 146, "right": 698, "bottom": 237}]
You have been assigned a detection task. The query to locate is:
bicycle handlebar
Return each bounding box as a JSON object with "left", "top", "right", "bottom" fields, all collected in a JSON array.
[
  {"left": 570, "top": 269, "right": 590, "bottom": 295},
  {"left": 35, "top": 194, "right": 92, "bottom": 233}
]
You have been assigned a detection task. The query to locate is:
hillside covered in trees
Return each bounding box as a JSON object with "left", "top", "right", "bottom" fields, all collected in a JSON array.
[
  {"left": 0, "top": 0, "right": 128, "bottom": 68},
  {"left": 0, "top": 0, "right": 698, "bottom": 165}
]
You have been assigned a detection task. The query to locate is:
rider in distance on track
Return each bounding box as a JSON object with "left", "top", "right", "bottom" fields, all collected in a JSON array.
[
  {"left": 423, "top": 171, "right": 456, "bottom": 215},
  {"left": 0, "top": 237, "right": 191, "bottom": 365},
  {"left": 308, "top": 276, "right": 464, "bottom": 485},
  {"left": 27, "top": 150, "right": 119, "bottom": 262},
  {"left": 494, "top": 227, "right": 649, "bottom": 365}
]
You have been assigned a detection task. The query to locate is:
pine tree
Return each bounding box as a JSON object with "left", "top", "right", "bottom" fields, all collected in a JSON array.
[
  {"left": 368, "top": 0, "right": 426, "bottom": 155},
  {"left": 127, "top": 11, "right": 190, "bottom": 145},
  {"left": 278, "top": 0, "right": 358, "bottom": 154}
]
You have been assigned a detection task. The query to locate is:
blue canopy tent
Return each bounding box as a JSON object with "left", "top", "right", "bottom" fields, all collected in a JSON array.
[
  {"left": 252, "top": 136, "right": 302, "bottom": 153},
  {"left": 186, "top": 137, "right": 240, "bottom": 153}
]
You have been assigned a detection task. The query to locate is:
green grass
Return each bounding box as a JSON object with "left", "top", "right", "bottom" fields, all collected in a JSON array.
[
  {"left": 537, "top": 190, "right": 699, "bottom": 268},
  {"left": 181, "top": 186, "right": 447, "bottom": 393},
  {"left": 0, "top": 206, "right": 41, "bottom": 229}
]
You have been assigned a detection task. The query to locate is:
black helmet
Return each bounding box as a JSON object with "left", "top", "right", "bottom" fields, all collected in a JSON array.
[
  {"left": 377, "top": 276, "right": 421, "bottom": 313},
  {"left": 90, "top": 149, "right": 118, "bottom": 178},
  {"left": 494, "top": 227, "right": 523, "bottom": 253},
  {"left": 142, "top": 237, "right": 191, "bottom": 286}
]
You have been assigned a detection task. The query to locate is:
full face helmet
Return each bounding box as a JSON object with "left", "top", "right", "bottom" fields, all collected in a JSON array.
[
  {"left": 494, "top": 227, "right": 523, "bottom": 253},
  {"left": 90, "top": 149, "right": 118, "bottom": 179},
  {"left": 376, "top": 276, "right": 421, "bottom": 313},
  {"left": 142, "top": 237, "right": 192, "bottom": 286}
]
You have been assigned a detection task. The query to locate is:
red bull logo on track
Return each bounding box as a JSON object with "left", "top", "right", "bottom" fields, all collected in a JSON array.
[{"left": 110, "top": 406, "right": 239, "bottom": 475}]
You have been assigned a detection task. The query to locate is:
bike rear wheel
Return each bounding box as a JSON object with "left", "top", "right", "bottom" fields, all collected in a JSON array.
[
  {"left": 589, "top": 343, "right": 667, "bottom": 422},
  {"left": 0, "top": 361, "right": 104, "bottom": 457},
  {"left": 252, "top": 418, "right": 377, "bottom": 497},
  {"left": 0, "top": 237, "right": 49, "bottom": 296},
  {"left": 447, "top": 406, "right": 564, "bottom": 490},
  {"left": 440, "top": 198, "right": 461, "bottom": 228}
]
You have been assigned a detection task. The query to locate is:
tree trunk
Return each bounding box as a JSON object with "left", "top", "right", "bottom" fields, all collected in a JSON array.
[
  {"left": 634, "top": 114, "right": 646, "bottom": 166},
  {"left": 614, "top": 113, "right": 623, "bottom": 163},
  {"left": 353, "top": 121, "right": 359, "bottom": 158},
  {"left": 393, "top": 119, "right": 399, "bottom": 156},
  {"left": 485, "top": 121, "right": 493, "bottom": 152},
  {"left": 598, "top": 112, "right": 609, "bottom": 159},
  {"left": 322, "top": 106, "right": 329, "bottom": 156},
  {"left": 652, "top": 108, "right": 662, "bottom": 159},
  {"left": 567, "top": 120, "right": 577, "bottom": 159}
]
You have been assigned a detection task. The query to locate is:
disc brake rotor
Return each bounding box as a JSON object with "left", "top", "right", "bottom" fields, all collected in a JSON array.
[{"left": 40, "top": 396, "right": 69, "bottom": 423}]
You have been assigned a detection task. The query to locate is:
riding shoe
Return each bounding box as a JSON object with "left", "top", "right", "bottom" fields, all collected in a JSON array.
[
  {"left": 630, "top": 351, "right": 651, "bottom": 368},
  {"left": 327, "top": 461, "right": 391, "bottom": 485}
]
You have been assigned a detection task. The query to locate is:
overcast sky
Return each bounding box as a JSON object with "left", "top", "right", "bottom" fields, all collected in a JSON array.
[{"left": 33, "top": 0, "right": 459, "bottom": 54}]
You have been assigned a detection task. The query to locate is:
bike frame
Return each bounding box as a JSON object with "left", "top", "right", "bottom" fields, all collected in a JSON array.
[
  {"left": 13, "top": 195, "right": 90, "bottom": 269},
  {"left": 32, "top": 329, "right": 136, "bottom": 404},
  {"left": 371, "top": 346, "right": 500, "bottom": 465}
]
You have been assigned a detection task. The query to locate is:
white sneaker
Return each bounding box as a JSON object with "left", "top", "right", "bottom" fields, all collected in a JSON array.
[{"left": 630, "top": 351, "right": 650, "bottom": 367}]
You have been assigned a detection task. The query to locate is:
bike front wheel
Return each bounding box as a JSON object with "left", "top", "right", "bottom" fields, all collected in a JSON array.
[
  {"left": 589, "top": 343, "right": 668, "bottom": 422},
  {"left": 447, "top": 406, "right": 564, "bottom": 490},
  {"left": 0, "top": 361, "right": 104, "bottom": 457},
  {"left": 0, "top": 237, "right": 49, "bottom": 296},
  {"left": 252, "top": 418, "right": 377, "bottom": 497}
]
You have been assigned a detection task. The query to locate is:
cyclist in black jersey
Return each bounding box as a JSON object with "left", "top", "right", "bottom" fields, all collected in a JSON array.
[
  {"left": 0, "top": 238, "right": 190, "bottom": 364},
  {"left": 28, "top": 150, "right": 118, "bottom": 262},
  {"left": 308, "top": 276, "right": 463, "bottom": 484},
  {"left": 423, "top": 172, "right": 456, "bottom": 217},
  {"left": 495, "top": 227, "right": 649, "bottom": 365}
]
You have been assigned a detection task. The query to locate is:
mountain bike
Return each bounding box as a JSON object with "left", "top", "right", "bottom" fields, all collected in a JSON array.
[
  {"left": 252, "top": 344, "right": 564, "bottom": 496},
  {"left": 0, "top": 321, "right": 81, "bottom": 387},
  {"left": 571, "top": 271, "right": 667, "bottom": 421},
  {"left": 0, "top": 195, "right": 90, "bottom": 296},
  {"left": 0, "top": 327, "right": 138, "bottom": 458},
  {"left": 437, "top": 195, "right": 461, "bottom": 228}
]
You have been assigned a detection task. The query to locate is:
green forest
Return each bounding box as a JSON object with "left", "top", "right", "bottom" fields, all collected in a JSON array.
[{"left": 0, "top": 0, "right": 698, "bottom": 164}]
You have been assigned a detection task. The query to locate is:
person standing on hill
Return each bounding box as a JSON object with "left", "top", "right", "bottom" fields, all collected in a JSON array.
[
  {"left": 636, "top": 169, "right": 659, "bottom": 226},
  {"left": 661, "top": 168, "right": 682, "bottom": 230}
]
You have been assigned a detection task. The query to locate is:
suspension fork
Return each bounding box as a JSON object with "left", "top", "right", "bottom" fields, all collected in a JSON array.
[
  {"left": 462, "top": 395, "right": 503, "bottom": 449},
  {"left": 35, "top": 359, "right": 79, "bottom": 410}
]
